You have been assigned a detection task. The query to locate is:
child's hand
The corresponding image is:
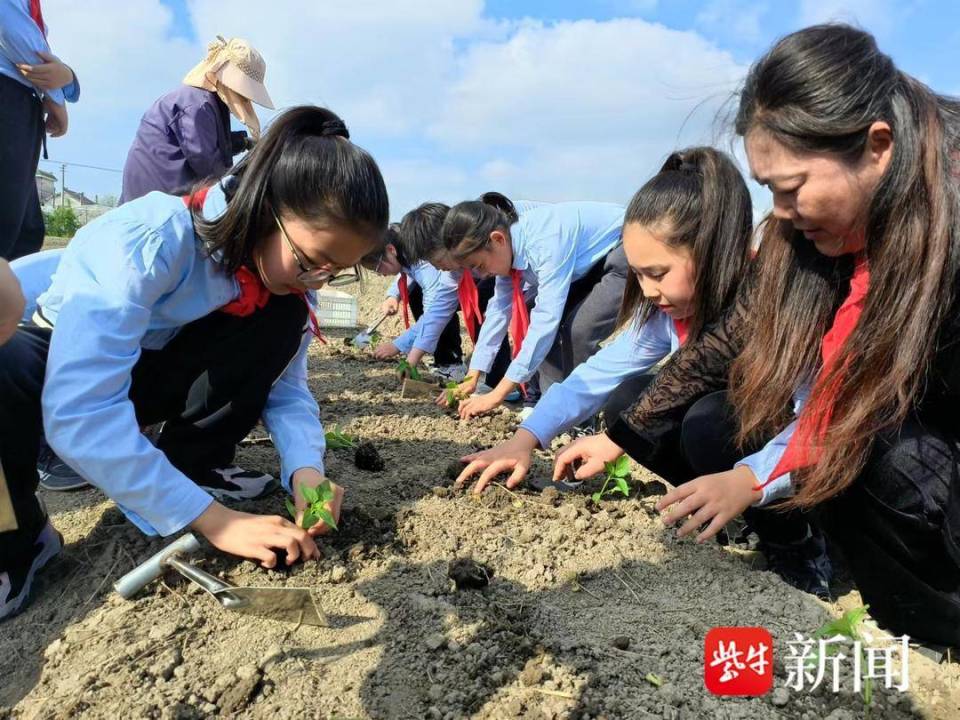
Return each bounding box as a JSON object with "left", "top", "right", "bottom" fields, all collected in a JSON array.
[
  {"left": 436, "top": 372, "right": 480, "bottom": 407},
  {"left": 458, "top": 391, "right": 501, "bottom": 420},
  {"left": 380, "top": 297, "right": 399, "bottom": 316},
  {"left": 374, "top": 341, "right": 400, "bottom": 360},
  {"left": 190, "top": 501, "right": 319, "bottom": 568},
  {"left": 553, "top": 433, "right": 623, "bottom": 481},
  {"left": 655, "top": 466, "right": 762, "bottom": 543},
  {"left": 42, "top": 95, "right": 68, "bottom": 137},
  {"left": 458, "top": 430, "right": 539, "bottom": 493},
  {"left": 292, "top": 468, "right": 344, "bottom": 536},
  {"left": 17, "top": 51, "right": 74, "bottom": 91}
]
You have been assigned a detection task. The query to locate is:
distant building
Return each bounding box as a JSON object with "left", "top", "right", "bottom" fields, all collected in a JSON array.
[{"left": 35, "top": 169, "right": 56, "bottom": 205}]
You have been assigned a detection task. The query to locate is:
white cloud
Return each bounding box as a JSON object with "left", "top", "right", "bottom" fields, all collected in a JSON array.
[{"left": 36, "top": 2, "right": 750, "bottom": 217}]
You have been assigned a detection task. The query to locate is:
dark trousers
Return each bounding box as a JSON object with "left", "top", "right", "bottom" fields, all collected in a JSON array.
[
  {"left": 476, "top": 276, "right": 512, "bottom": 388},
  {"left": 408, "top": 283, "right": 462, "bottom": 366},
  {"left": 603, "top": 376, "right": 811, "bottom": 546},
  {"left": 0, "top": 76, "right": 45, "bottom": 260},
  {"left": 813, "top": 416, "right": 960, "bottom": 645},
  {"left": 0, "top": 294, "right": 308, "bottom": 567},
  {"left": 539, "top": 244, "right": 628, "bottom": 392}
]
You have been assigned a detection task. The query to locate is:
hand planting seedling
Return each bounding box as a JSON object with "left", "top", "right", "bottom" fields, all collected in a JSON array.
[
  {"left": 444, "top": 381, "right": 463, "bottom": 410},
  {"left": 591, "top": 454, "right": 631, "bottom": 504},
  {"left": 324, "top": 425, "right": 357, "bottom": 449},
  {"left": 396, "top": 359, "right": 422, "bottom": 380},
  {"left": 285, "top": 479, "right": 338, "bottom": 531}
]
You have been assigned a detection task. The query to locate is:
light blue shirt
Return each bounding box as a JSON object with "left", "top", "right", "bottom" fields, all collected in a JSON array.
[
  {"left": 0, "top": 0, "right": 80, "bottom": 105},
  {"left": 521, "top": 311, "right": 679, "bottom": 446},
  {"left": 384, "top": 262, "right": 460, "bottom": 355},
  {"left": 469, "top": 202, "right": 625, "bottom": 383},
  {"left": 34, "top": 185, "right": 325, "bottom": 536},
  {"left": 736, "top": 384, "right": 810, "bottom": 506}
]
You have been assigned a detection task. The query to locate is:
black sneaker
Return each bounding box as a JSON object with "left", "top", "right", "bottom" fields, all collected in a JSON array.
[
  {"left": 197, "top": 466, "right": 278, "bottom": 502},
  {"left": 37, "top": 442, "right": 90, "bottom": 491},
  {"left": 1, "top": 521, "right": 64, "bottom": 621},
  {"left": 760, "top": 527, "right": 833, "bottom": 600}
]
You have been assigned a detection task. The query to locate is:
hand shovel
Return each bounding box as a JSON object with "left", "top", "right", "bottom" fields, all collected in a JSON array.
[
  {"left": 352, "top": 312, "right": 389, "bottom": 347},
  {"left": 114, "top": 533, "right": 327, "bottom": 626}
]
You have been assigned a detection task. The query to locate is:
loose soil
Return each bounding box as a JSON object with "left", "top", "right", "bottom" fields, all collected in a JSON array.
[{"left": 2, "top": 275, "right": 959, "bottom": 719}]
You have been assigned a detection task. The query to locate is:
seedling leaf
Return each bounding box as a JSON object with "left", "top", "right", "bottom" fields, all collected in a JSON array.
[
  {"left": 613, "top": 454, "right": 630, "bottom": 477},
  {"left": 315, "top": 506, "right": 338, "bottom": 531},
  {"left": 614, "top": 477, "right": 630, "bottom": 496},
  {"left": 284, "top": 497, "right": 297, "bottom": 519},
  {"left": 644, "top": 673, "right": 663, "bottom": 687},
  {"left": 290, "top": 478, "right": 340, "bottom": 532}
]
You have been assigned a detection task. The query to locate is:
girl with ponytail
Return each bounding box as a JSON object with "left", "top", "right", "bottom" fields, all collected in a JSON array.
[
  {"left": 459, "top": 147, "right": 753, "bottom": 492},
  {"left": 0, "top": 106, "right": 389, "bottom": 620},
  {"left": 440, "top": 192, "right": 626, "bottom": 419}
]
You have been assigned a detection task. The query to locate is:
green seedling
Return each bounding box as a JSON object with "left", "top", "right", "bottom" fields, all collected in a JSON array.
[
  {"left": 444, "top": 381, "right": 463, "bottom": 409},
  {"left": 285, "top": 479, "right": 338, "bottom": 531},
  {"left": 396, "top": 359, "right": 422, "bottom": 380},
  {"left": 644, "top": 672, "right": 663, "bottom": 687},
  {"left": 809, "top": 605, "right": 873, "bottom": 708},
  {"left": 324, "top": 425, "right": 357, "bottom": 449},
  {"left": 368, "top": 331, "right": 382, "bottom": 347},
  {"left": 591, "top": 455, "right": 631, "bottom": 504}
]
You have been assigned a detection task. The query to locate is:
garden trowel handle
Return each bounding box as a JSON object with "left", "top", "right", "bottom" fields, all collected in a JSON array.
[
  {"left": 113, "top": 532, "right": 202, "bottom": 599},
  {"left": 165, "top": 556, "right": 234, "bottom": 595},
  {"left": 365, "top": 312, "right": 389, "bottom": 334}
]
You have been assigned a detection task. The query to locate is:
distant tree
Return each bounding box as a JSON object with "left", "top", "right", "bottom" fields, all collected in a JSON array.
[
  {"left": 98, "top": 194, "right": 119, "bottom": 207},
  {"left": 44, "top": 206, "right": 81, "bottom": 238}
]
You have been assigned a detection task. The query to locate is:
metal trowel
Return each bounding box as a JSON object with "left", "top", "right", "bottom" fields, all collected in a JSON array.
[
  {"left": 113, "top": 533, "right": 327, "bottom": 626},
  {"left": 351, "top": 312, "right": 389, "bottom": 347}
]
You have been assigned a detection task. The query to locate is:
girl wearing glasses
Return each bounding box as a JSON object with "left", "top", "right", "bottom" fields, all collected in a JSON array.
[{"left": 0, "top": 106, "right": 389, "bottom": 621}]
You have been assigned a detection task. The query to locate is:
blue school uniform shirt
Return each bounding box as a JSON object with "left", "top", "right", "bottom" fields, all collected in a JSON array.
[
  {"left": 384, "top": 261, "right": 460, "bottom": 356},
  {"left": 736, "top": 385, "right": 810, "bottom": 507},
  {"left": 469, "top": 202, "right": 625, "bottom": 384},
  {"left": 521, "top": 311, "right": 680, "bottom": 446},
  {"left": 35, "top": 184, "right": 325, "bottom": 536},
  {"left": 0, "top": 0, "right": 80, "bottom": 105}
]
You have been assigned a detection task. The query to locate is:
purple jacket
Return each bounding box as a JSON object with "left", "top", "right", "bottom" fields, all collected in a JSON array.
[{"left": 120, "top": 86, "right": 244, "bottom": 203}]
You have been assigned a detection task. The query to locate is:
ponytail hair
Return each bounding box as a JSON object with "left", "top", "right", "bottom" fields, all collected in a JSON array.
[
  {"left": 617, "top": 146, "right": 753, "bottom": 343},
  {"left": 441, "top": 191, "right": 519, "bottom": 260},
  {"left": 193, "top": 105, "right": 389, "bottom": 273}
]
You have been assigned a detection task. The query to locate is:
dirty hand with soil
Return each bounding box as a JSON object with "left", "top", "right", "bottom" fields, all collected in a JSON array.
[
  {"left": 435, "top": 370, "right": 480, "bottom": 408},
  {"left": 457, "top": 428, "right": 540, "bottom": 492}
]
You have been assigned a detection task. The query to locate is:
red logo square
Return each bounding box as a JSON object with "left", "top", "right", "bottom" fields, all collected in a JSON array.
[{"left": 704, "top": 627, "right": 774, "bottom": 696}]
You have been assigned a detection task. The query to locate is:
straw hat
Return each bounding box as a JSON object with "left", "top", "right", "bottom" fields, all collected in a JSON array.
[{"left": 183, "top": 36, "right": 274, "bottom": 109}]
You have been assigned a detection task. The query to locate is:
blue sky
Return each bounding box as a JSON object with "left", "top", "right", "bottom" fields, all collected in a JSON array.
[{"left": 38, "top": 0, "right": 960, "bottom": 218}]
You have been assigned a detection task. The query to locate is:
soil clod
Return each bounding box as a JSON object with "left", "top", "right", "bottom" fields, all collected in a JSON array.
[
  {"left": 448, "top": 557, "right": 493, "bottom": 590},
  {"left": 354, "top": 441, "right": 385, "bottom": 471}
]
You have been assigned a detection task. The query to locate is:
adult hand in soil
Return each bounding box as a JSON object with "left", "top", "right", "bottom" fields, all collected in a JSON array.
[
  {"left": 435, "top": 371, "right": 480, "bottom": 407},
  {"left": 42, "top": 95, "right": 68, "bottom": 137},
  {"left": 190, "top": 501, "right": 319, "bottom": 568},
  {"left": 380, "top": 297, "right": 399, "bottom": 316},
  {"left": 458, "top": 429, "right": 540, "bottom": 492},
  {"left": 553, "top": 432, "right": 624, "bottom": 481},
  {"left": 655, "top": 466, "right": 761, "bottom": 543},
  {"left": 292, "top": 468, "right": 344, "bottom": 536},
  {"left": 0, "top": 260, "right": 25, "bottom": 347},
  {"left": 17, "top": 51, "right": 74, "bottom": 90},
  {"left": 457, "top": 391, "right": 502, "bottom": 420},
  {"left": 374, "top": 341, "right": 400, "bottom": 360}
]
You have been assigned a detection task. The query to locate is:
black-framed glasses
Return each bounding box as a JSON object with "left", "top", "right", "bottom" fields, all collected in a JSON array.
[{"left": 273, "top": 210, "right": 359, "bottom": 288}]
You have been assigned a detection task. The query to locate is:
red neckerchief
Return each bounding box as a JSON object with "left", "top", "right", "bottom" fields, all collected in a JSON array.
[
  {"left": 398, "top": 273, "right": 412, "bottom": 329},
  {"left": 298, "top": 293, "right": 327, "bottom": 344},
  {"left": 509, "top": 269, "right": 530, "bottom": 359},
  {"left": 673, "top": 317, "right": 690, "bottom": 345},
  {"left": 29, "top": 0, "right": 45, "bottom": 33},
  {"left": 457, "top": 271, "right": 484, "bottom": 342},
  {"left": 764, "top": 255, "right": 871, "bottom": 487},
  {"left": 182, "top": 188, "right": 270, "bottom": 318}
]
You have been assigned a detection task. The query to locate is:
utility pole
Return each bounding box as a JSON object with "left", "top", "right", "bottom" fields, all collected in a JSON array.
[{"left": 60, "top": 163, "right": 66, "bottom": 208}]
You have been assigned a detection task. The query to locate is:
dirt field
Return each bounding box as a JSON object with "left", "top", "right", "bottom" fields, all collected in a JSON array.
[{"left": 2, "top": 274, "right": 959, "bottom": 719}]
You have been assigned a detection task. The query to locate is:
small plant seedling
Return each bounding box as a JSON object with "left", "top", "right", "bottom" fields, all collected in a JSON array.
[
  {"left": 644, "top": 672, "right": 663, "bottom": 687},
  {"left": 285, "top": 479, "right": 338, "bottom": 531},
  {"left": 324, "top": 425, "right": 357, "bottom": 449},
  {"left": 444, "top": 381, "right": 463, "bottom": 409},
  {"left": 591, "top": 455, "right": 631, "bottom": 504},
  {"left": 809, "top": 605, "right": 873, "bottom": 708},
  {"left": 396, "top": 359, "right": 422, "bottom": 380},
  {"left": 369, "top": 331, "right": 382, "bottom": 347}
]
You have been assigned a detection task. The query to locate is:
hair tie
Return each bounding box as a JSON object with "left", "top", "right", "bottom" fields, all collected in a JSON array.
[{"left": 320, "top": 119, "right": 350, "bottom": 139}]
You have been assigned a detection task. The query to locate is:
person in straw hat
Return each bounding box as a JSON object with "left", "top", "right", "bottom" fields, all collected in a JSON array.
[{"left": 119, "top": 36, "right": 274, "bottom": 204}]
